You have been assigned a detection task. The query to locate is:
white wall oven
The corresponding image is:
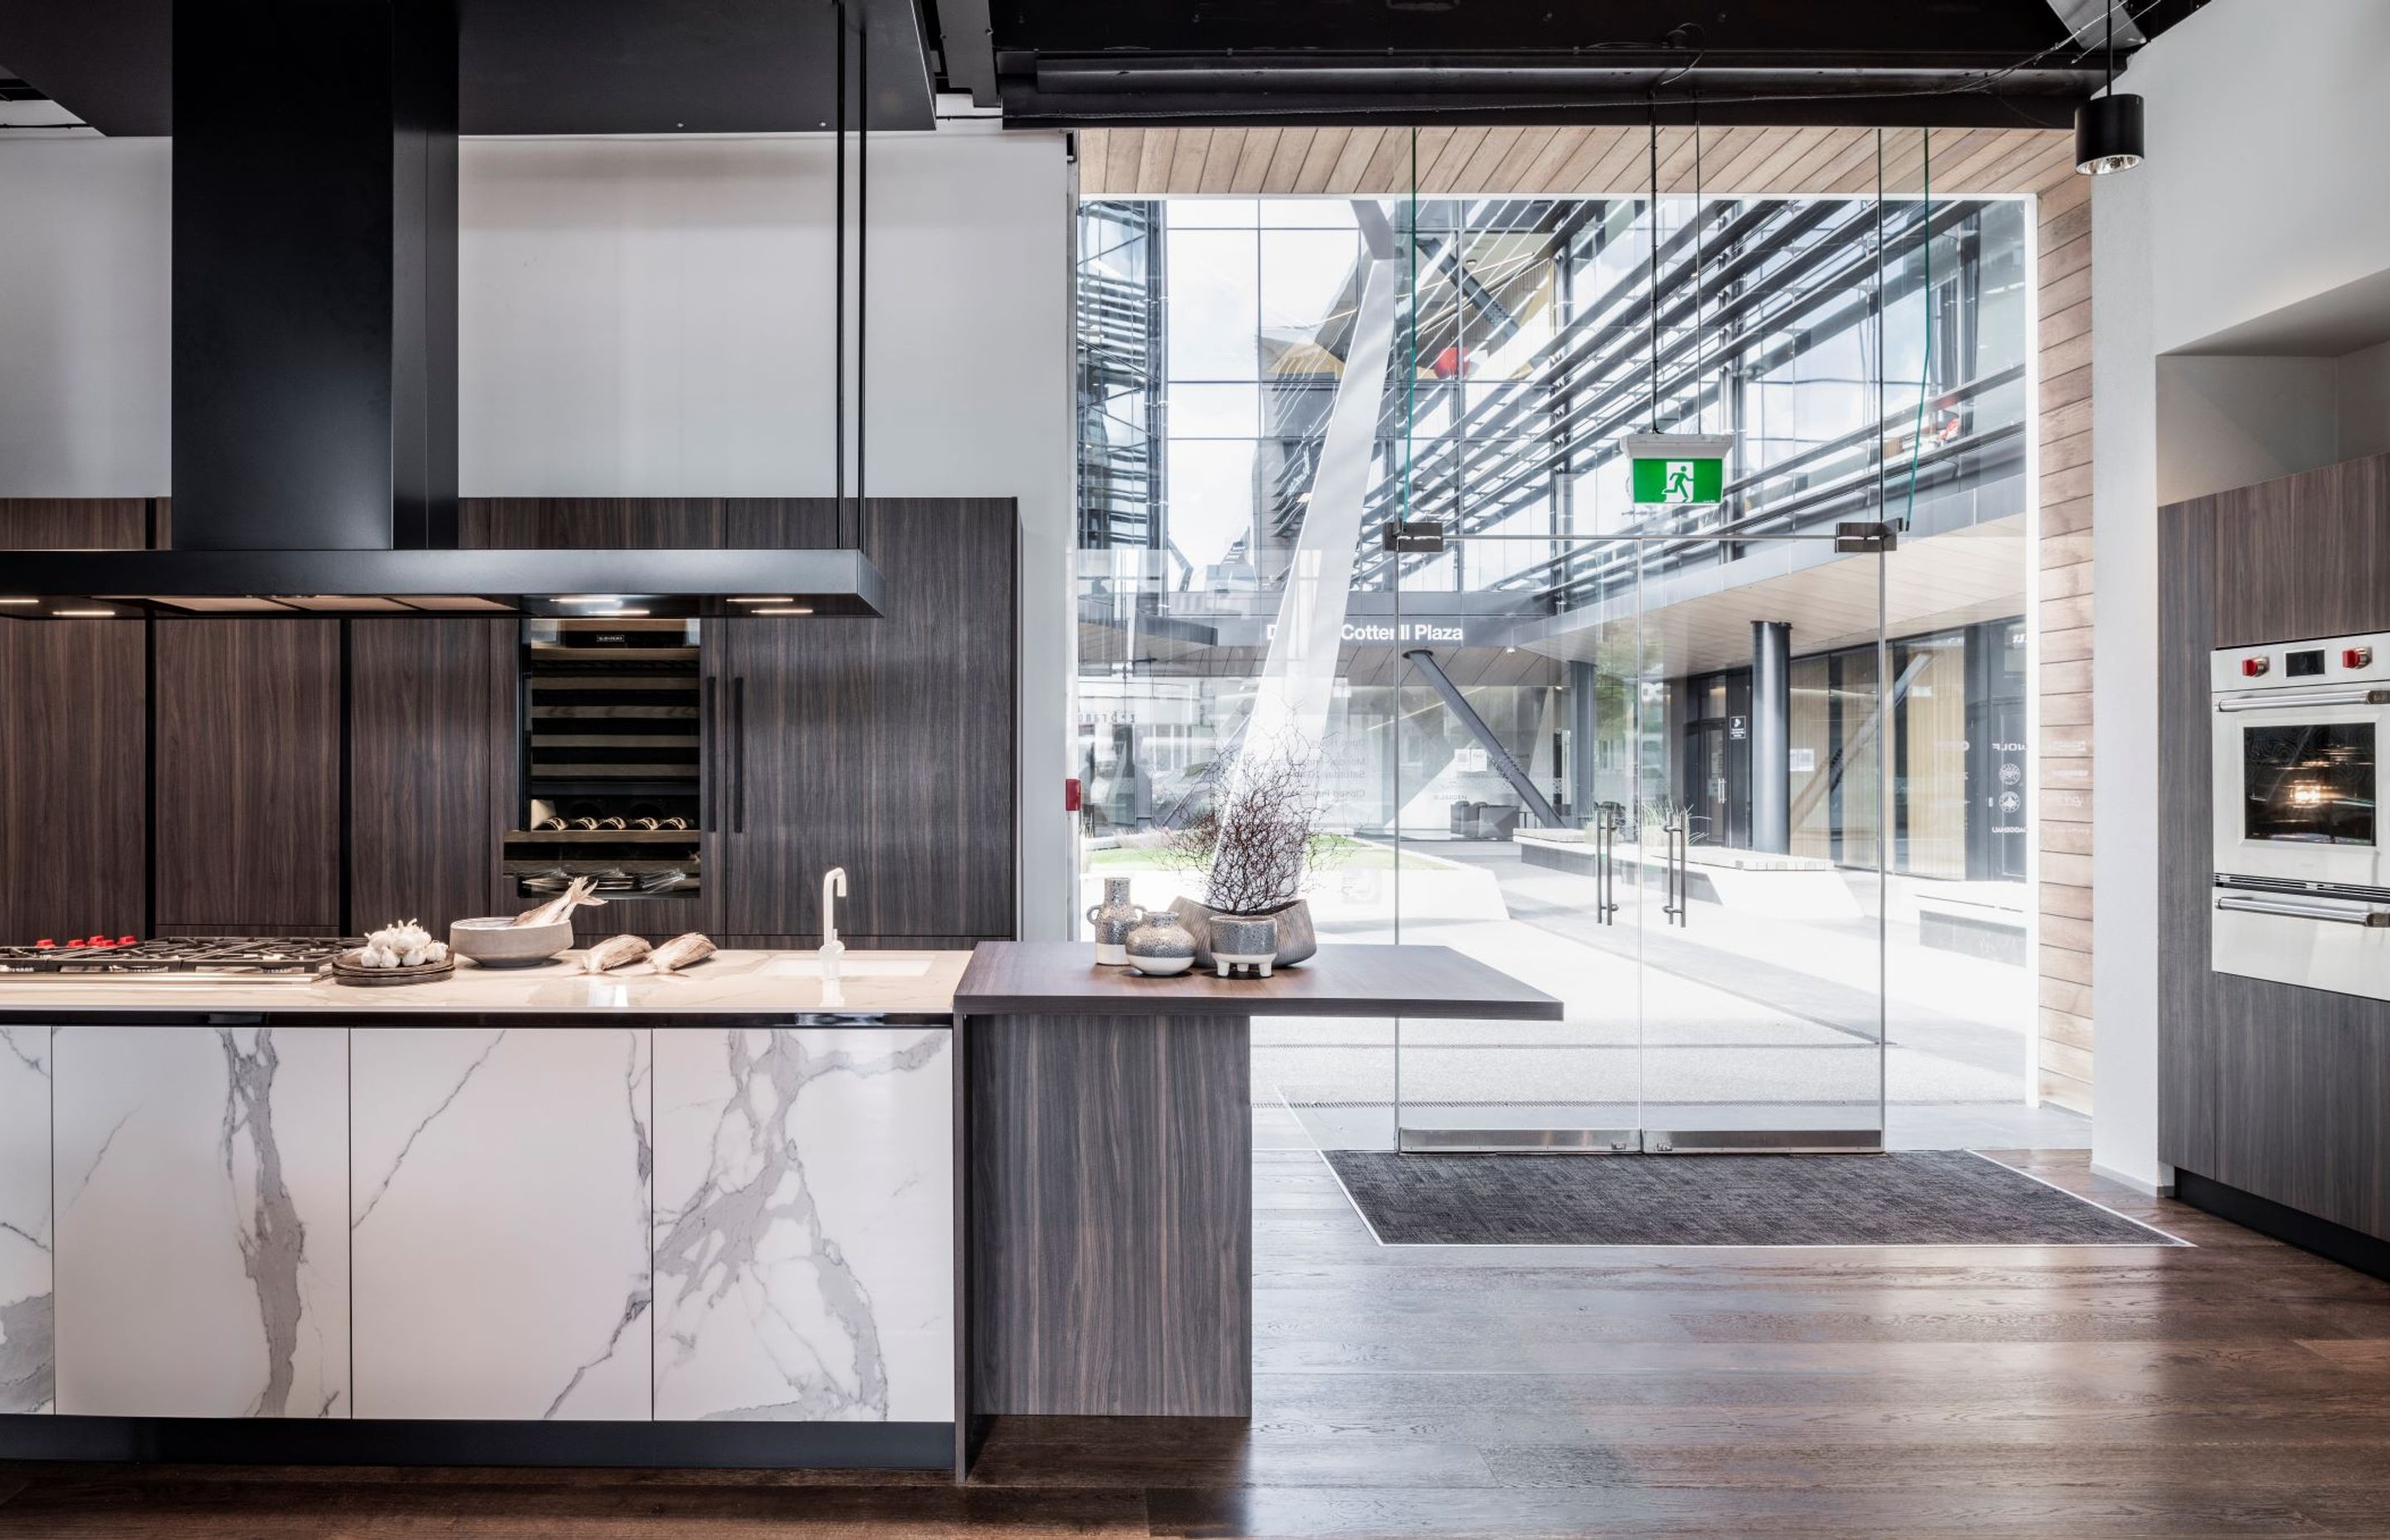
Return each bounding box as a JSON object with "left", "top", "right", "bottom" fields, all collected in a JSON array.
[{"left": 2212, "top": 631, "right": 2390, "bottom": 1000}]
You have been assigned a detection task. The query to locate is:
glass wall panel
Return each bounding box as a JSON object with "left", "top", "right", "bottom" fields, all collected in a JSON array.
[{"left": 1071, "top": 121, "right": 2060, "bottom": 1151}]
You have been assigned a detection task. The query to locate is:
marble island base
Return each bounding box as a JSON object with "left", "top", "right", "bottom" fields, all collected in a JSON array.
[{"left": 0, "top": 1016, "right": 954, "bottom": 1469}]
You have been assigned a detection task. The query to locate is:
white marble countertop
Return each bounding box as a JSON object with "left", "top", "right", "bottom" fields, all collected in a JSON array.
[{"left": 0, "top": 948, "right": 973, "bottom": 1017}]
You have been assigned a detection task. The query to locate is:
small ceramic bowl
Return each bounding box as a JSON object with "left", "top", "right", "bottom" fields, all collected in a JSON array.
[{"left": 448, "top": 917, "right": 573, "bottom": 967}]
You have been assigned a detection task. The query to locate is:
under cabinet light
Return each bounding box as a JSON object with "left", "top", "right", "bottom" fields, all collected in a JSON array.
[
  {"left": 751, "top": 607, "right": 814, "bottom": 616},
  {"left": 54, "top": 608, "right": 115, "bottom": 617},
  {"left": 730, "top": 596, "right": 795, "bottom": 604}
]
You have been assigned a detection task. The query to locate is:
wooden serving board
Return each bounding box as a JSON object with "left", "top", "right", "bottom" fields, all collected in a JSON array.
[{"left": 329, "top": 950, "right": 456, "bottom": 987}]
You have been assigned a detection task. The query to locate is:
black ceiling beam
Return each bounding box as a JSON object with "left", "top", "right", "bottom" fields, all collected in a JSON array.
[{"left": 932, "top": 0, "right": 999, "bottom": 106}]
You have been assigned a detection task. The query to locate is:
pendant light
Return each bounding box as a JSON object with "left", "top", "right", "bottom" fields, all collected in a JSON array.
[{"left": 2074, "top": 0, "right": 2144, "bottom": 176}]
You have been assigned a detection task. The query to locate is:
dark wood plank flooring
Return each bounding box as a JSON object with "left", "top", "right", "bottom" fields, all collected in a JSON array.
[{"left": 7, "top": 1142, "right": 2390, "bottom": 1538}]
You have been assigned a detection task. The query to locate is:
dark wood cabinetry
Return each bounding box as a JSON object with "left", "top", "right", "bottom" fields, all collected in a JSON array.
[
  {"left": 154, "top": 620, "right": 344, "bottom": 934},
  {"left": 0, "top": 495, "right": 1017, "bottom": 948},
  {"left": 2210, "top": 455, "right": 2390, "bottom": 648},
  {"left": 719, "top": 500, "right": 1016, "bottom": 944},
  {"left": 350, "top": 618, "right": 515, "bottom": 935},
  {"left": 2161, "top": 451, "right": 2390, "bottom": 1247},
  {"left": 0, "top": 500, "right": 152, "bottom": 943},
  {"left": 0, "top": 622, "right": 145, "bottom": 943}
]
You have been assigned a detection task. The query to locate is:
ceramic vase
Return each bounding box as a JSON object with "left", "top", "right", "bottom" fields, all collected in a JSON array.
[
  {"left": 1086, "top": 876, "right": 1144, "bottom": 966},
  {"left": 1123, "top": 909, "right": 1197, "bottom": 977}
]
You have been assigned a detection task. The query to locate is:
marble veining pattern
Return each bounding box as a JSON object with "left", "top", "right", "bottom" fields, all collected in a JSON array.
[
  {"left": 653, "top": 1026, "right": 953, "bottom": 1422},
  {"left": 351, "top": 1028, "right": 652, "bottom": 1421},
  {"left": 0, "top": 1025, "right": 51, "bottom": 1413},
  {"left": 53, "top": 1026, "right": 349, "bottom": 1419}
]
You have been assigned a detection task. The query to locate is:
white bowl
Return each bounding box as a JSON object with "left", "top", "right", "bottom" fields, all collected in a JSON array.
[{"left": 448, "top": 917, "right": 573, "bottom": 967}]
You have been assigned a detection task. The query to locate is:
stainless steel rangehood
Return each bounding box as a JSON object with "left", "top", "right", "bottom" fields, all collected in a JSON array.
[{"left": 0, "top": 0, "right": 881, "bottom": 620}]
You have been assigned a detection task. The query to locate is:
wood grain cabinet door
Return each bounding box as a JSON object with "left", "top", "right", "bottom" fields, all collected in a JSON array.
[
  {"left": 719, "top": 500, "right": 1017, "bottom": 942},
  {"left": 349, "top": 618, "right": 515, "bottom": 935},
  {"left": 154, "top": 620, "right": 343, "bottom": 933},
  {"left": 0, "top": 621, "right": 145, "bottom": 944},
  {"left": 0, "top": 500, "right": 150, "bottom": 944}
]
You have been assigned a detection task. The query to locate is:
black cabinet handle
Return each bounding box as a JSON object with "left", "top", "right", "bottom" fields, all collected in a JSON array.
[
  {"left": 701, "top": 675, "right": 718, "bottom": 833},
  {"left": 731, "top": 675, "right": 747, "bottom": 834}
]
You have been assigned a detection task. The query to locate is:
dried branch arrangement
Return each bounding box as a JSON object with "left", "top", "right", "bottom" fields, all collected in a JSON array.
[{"left": 1167, "top": 739, "right": 1332, "bottom": 914}]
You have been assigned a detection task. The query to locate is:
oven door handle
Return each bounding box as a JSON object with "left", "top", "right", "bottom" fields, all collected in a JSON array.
[
  {"left": 2215, "top": 892, "right": 2390, "bottom": 927},
  {"left": 2215, "top": 686, "right": 2390, "bottom": 711}
]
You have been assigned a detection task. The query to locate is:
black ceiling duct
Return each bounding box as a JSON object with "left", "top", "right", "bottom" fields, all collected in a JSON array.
[{"left": 1, "top": 0, "right": 883, "bottom": 619}]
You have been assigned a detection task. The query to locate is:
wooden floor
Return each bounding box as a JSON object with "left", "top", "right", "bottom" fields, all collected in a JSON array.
[{"left": 7, "top": 1147, "right": 2390, "bottom": 1537}]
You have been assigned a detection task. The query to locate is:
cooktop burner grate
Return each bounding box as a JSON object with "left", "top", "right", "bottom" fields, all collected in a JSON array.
[{"left": 0, "top": 938, "right": 360, "bottom": 977}]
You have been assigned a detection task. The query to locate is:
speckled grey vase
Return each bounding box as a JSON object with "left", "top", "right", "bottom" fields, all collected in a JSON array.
[
  {"left": 1123, "top": 910, "right": 1197, "bottom": 977},
  {"left": 1208, "top": 914, "right": 1280, "bottom": 979},
  {"left": 1085, "top": 877, "right": 1144, "bottom": 967},
  {"left": 1170, "top": 897, "right": 1318, "bottom": 969}
]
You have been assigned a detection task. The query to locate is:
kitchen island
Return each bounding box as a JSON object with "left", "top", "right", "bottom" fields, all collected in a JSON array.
[
  {"left": 0, "top": 950, "right": 968, "bottom": 1469},
  {"left": 0, "top": 940, "right": 1560, "bottom": 1479}
]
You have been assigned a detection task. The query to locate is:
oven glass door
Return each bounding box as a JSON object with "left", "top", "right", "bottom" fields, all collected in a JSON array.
[{"left": 2241, "top": 720, "right": 2378, "bottom": 846}]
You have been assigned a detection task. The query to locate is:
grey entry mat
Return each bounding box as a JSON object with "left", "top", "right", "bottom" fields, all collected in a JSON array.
[{"left": 1324, "top": 1149, "right": 2184, "bottom": 1246}]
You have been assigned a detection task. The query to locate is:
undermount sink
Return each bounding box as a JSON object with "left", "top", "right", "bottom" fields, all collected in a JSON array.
[{"left": 762, "top": 956, "right": 935, "bottom": 979}]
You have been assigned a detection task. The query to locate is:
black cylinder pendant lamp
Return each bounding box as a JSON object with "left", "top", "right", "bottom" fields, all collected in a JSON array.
[{"left": 2075, "top": 0, "right": 2144, "bottom": 175}]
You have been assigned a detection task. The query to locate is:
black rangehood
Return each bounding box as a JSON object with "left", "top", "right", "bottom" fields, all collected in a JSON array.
[{"left": 1, "top": 0, "right": 880, "bottom": 620}]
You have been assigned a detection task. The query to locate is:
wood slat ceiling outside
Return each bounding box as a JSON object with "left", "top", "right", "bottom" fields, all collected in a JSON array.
[{"left": 1078, "top": 126, "right": 2076, "bottom": 200}]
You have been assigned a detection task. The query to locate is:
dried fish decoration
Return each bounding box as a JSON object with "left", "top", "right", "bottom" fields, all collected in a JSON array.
[
  {"left": 581, "top": 934, "right": 652, "bottom": 973},
  {"left": 649, "top": 933, "right": 716, "bottom": 973},
  {"left": 511, "top": 874, "right": 607, "bottom": 928}
]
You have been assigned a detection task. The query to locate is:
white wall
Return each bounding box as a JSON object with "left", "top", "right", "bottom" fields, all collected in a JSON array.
[
  {"left": 0, "top": 138, "right": 169, "bottom": 497},
  {"left": 2153, "top": 356, "right": 2341, "bottom": 505},
  {"left": 458, "top": 130, "right": 1078, "bottom": 938},
  {"left": 2092, "top": 0, "right": 2390, "bottom": 1191},
  {"left": 2339, "top": 339, "right": 2390, "bottom": 460},
  {"left": 0, "top": 127, "right": 1078, "bottom": 940}
]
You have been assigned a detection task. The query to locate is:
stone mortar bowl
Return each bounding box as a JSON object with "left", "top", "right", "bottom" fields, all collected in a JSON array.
[{"left": 449, "top": 917, "right": 573, "bottom": 967}]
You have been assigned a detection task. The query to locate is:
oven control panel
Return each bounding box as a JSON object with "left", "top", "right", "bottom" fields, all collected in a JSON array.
[{"left": 2212, "top": 631, "right": 2390, "bottom": 692}]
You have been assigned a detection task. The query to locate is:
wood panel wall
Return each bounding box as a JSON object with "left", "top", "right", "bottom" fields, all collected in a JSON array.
[{"left": 1081, "top": 125, "right": 2100, "bottom": 1112}]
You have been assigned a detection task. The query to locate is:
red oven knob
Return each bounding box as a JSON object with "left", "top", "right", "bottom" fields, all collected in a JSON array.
[
  {"left": 117, "top": 934, "right": 136, "bottom": 946},
  {"left": 88, "top": 933, "right": 113, "bottom": 948},
  {"left": 2241, "top": 656, "right": 2270, "bottom": 677},
  {"left": 32, "top": 939, "right": 54, "bottom": 949},
  {"left": 65, "top": 938, "right": 85, "bottom": 948},
  {"left": 2346, "top": 647, "right": 2374, "bottom": 669}
]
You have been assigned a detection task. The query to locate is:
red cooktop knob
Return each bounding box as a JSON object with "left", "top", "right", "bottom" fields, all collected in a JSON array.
[
  {"left": 88, "top": 934, "right": 112, "bottom": 948},
  {"left": 66, "top": 938, "right": 85, "bottom": 948},
  {"left": 2346, "top": 647, "right": 2374, "bottom": 669},
  {"left": 33, "top": 939, "right": 54, "bottom": 949},
  {"left": 118, "top": 934, "right": 136, "bottom": 946},
  {"left": 2241, "top": 656, "right": 2270, "bottom": 677}
]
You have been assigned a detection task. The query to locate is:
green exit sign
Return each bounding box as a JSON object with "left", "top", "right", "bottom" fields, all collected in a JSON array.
[{"left": 1625, "top": 433, "right": 1735, "bottom": 506}]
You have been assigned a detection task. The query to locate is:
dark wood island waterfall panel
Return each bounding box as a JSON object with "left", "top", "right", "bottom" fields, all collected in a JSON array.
[
  {"left": 968, "top": 1011, "right": 1251, "bottom": 1417},
  {"left": 954, "top": 942, "right": 1562, "bottom": 1438}
]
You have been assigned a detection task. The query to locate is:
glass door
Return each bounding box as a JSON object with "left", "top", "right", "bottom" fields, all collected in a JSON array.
[{"left": 1389, "top": 526, "right": 1887, "bottom": 1153}]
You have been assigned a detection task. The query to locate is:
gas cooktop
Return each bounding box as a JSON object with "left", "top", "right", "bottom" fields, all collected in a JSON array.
[{"left": 0, "top": 937, "right": 359, "bottom": 978}]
